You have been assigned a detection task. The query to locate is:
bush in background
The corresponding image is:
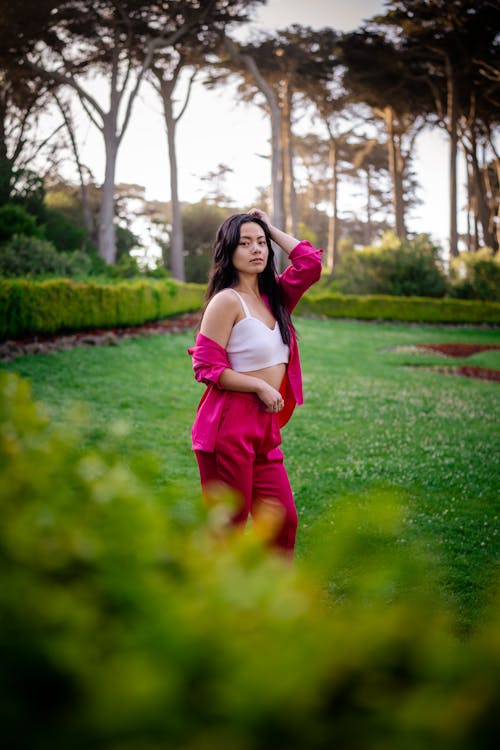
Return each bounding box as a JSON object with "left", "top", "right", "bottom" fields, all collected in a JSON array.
[
  {"left": 0, "top": 371, "right": 498, "bottom": 750},
  {"left": 179, "top": 201, "right": 227, "bottom": 283},
  {"left": 0, "top": 234, "right": 79, "bottom": 277},
  {"left": 0, "top": 203, "right": 42, "bottom": 243},
  {"left": 449, "top": 247, "right": 500, "bottom": 302},
  {"left": 333, "top": 232, "right": 447, "bottom": 298},
  {"left": 42, "top": 207, "right": 90, "bottom": 253}
]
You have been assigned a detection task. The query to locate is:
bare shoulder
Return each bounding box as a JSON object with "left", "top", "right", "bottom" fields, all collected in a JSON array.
[{"left": 200, "top": 289, "right": 239, "bottom": 347}]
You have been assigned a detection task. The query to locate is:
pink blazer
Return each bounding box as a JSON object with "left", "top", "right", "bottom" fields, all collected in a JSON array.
[{"left": 188, "top": 240, "right": 323, "bottom": 451}]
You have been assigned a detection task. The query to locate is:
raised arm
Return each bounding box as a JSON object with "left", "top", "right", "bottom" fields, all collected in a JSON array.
[
  {"left": 247, "top": 208, "right": 299, "bottom": 256},
  {"left": 248, "top": 207, "right": 323, "bottom": 311}
]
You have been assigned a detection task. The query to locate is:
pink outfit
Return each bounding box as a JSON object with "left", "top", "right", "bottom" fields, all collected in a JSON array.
[
  {"left": 195, "top": 392, "right": 297, "bottom": 552},
  {"left": 188, "top": 240, "right": 323, "bottom": 554}
]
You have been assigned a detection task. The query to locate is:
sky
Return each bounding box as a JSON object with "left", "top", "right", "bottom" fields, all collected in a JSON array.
[{"left": 67, "top": 0, "right": 461, "bottom": 251}]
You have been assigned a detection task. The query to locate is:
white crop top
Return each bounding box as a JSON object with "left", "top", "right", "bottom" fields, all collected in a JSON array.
[{"left": 226, "top": 289, "right": 290, "bottom": 372}]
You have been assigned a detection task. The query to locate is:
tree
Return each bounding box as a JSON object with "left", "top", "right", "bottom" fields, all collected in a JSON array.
[
  {"left": 348, "top": 136, "right": 392, "bottom": 246},
  {"left": 0, "top": 67, "right": 62, "bottom": 215},
  {"left": 294, "top": 129, "right": 352, "bottom": 271},
  {"left": 148, "top": 1, "right": 261, "bottom": 280},
  {"left": 3, "top": 0, "right": 256, "bottom": 265},
  {"left": 52, "top": 92, "right": 95, "bottom": 238},
  {"left": 222, "top": 25, "right": 337, "bottom": 256},
  {"left": 223, "top": 34, "right": 286, "bottom": 242},
  {"left": 374, "top": 0, "right": 500, "bottom": 255},
  {"left": 338, "top": 30, "right": 429, "bottom": 242}
]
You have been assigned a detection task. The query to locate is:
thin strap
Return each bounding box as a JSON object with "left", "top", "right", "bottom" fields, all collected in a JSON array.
[{"left": 228, "top": 288, "right": 251, "bottom": 318}]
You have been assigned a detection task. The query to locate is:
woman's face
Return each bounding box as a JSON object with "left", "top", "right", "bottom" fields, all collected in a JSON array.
[{"left": 231, "top": 221, "right": 269, "bottom": 276}]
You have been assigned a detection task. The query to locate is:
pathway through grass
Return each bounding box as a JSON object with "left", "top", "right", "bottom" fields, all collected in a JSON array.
[{"left": 3, "top": 319, "right": 499, "bottom": 629}]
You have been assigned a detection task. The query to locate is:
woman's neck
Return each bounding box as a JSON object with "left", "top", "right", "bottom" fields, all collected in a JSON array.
[{"left": 235, "top": 275, "right": 260, "bottom": 296}]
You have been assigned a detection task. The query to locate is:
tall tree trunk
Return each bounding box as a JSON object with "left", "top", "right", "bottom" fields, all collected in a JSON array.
[
  {"left": 281, "top": 81, "right": 297, "bottom": 237},
  {"left": 394, "top": 135, "right": 407, "bottom": 240},
  {"left": 99, "top": 116, "right": 118, "bottom": 265},
  {"left": 446, "top": 56, "right": 459, "bottom": 258},
  {"left": 266, "top": 95, "right": 284, "bottom": 235},
  {"left": 326, "top": 134, "right": 338, "bottom": 273},
  {"left": 152, "top": 63, "right": 197, "bottom": 281},
  {"left": 486, "top": 131, "right": 500, "bottom": 251},
  {"left": 470, "top": 143, "right": 493, "bottom": 249},
  {"left": 165, "top": 112, "right": 184, "bottom": 281},
  {"left": 466, "top": 193, "right": 471, "bottom": 251},
  {"left": 366, "top": 165, "right": 373, "bottom": 246},
  {"left": 495, "top": 160, "right": 500, "bottom": 251},
  {"left": 473, "top": 199, "right": 480, "bottom": 251},
  {"left": 162, "top": 89, "right": 185, "bottom": 281},
  {"left": 481, "top": 152, "right": 498, "bottom": 252},
  {"left": 465, "top": 154, "right": 473, "bottom": 251},
  {"left": 384, "top": 106, "right": 406, "bottom": 239},
  {"left": 270, "top": 103, "right": 285, "bottom": 272}
]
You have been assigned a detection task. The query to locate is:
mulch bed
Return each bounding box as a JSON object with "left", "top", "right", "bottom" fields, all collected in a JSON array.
[
  {"left": 415, "top": 343, "right": 500, "bottom": 358},
  {"left": 421, "top": 365, "right": 500, "bottom": 383},
  {"left": 404, "top": 342, "right": 500, "bottom": 383},
  {"left": 0, "top": 312, "right": 202, "bottom": 362}
]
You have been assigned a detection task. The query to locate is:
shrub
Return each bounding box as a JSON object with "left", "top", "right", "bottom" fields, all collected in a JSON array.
[
  {"left": 63, "top": 249, "right": 94, "bottom": 277},
  {"left": 42, "top": 207, "right": 89, "bottom": 253},
  {"left": 114, "top": 252, "right": 143, "bottom": 278},
  {"left": 296, "top": 291, "right": 500, "bottom": 325},
  {"left": 0, "top": 234, "right": 72, "bottom": 277},
  {"left": 0, "top": 371, "right": 498, "bottom": 750},
  {"left": 0, "top": 203, "right": 41, "bottom": 243},
  {"left": 0, "top": 277, "right": 205, "bottom": 339},
  {"left": 334, "top": 232, "right": 447, "bottom": 298},
  {"left": 449, "top": 247, "right": 500, "bottom": 302}
]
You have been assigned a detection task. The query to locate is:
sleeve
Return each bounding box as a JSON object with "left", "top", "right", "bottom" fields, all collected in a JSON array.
[
  {"left": 187, "top": 332, "right": 230, "bottom": 387},
  {"left": 278, "top": 240, "right": 323, "bottom": 312}
]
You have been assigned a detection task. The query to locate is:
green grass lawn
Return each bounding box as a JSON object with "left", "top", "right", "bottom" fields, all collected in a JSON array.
[{"left": 2, "top": 319, "right": 499, "bottom": 630}]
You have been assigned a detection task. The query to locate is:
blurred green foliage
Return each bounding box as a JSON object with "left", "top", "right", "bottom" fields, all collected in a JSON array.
[
  {"left": 0, "top": 203, "right": 42, "bottom": 243},
  {"left": 42, "top": 207, "right": 90, "bottom": 254},
  {"left": 333, "top": 232, "right": 448, "bottom": 298},
  {"left": 0, "top": 234, "right": 94, "bottom": 279},
  {"left": 449, "top": 248, "right": 500, "bottom": 302},
  {"left": 0, "top": 371, "right": 498, "bottom": 750},
  {"left": 178, "top": 201, "right": 228, "bottom": 283}
]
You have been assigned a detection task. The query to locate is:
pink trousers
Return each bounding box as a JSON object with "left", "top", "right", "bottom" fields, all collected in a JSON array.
[{"left": 195, "top": 391, "right": 298, "bottom": 555}]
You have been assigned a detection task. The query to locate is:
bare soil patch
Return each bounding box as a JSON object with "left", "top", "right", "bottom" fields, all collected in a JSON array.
[{"left": 0, "top": 312, "right": 201, "bottom": 362}]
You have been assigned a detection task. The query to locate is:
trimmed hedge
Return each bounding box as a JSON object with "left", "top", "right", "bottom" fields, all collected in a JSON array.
[
  {"left": 0, "top": 278, "right": 205, "bottom": 340},
  {"left": 296, "top": 292, "right": 500, "bottom": 325},
  {"left": 2, "top": 279, "right": 499, "bottom": 341}
]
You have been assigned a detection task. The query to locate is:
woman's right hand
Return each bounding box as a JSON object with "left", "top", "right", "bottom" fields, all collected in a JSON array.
[
  {"left": 255, "top": 380, "right": 285, "bottom": 413},
  {"left": 247, "top": 207, "right": 271, "bottom": 229}
]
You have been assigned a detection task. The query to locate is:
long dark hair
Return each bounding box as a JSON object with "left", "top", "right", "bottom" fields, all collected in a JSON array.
[{"left": 203, "top": 214, "right": 293, "bottom": 346}]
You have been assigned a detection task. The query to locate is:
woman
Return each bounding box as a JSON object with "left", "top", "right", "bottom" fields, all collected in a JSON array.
[{"left": 188, "top": 208, "right": 322, "bottom": 555}]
